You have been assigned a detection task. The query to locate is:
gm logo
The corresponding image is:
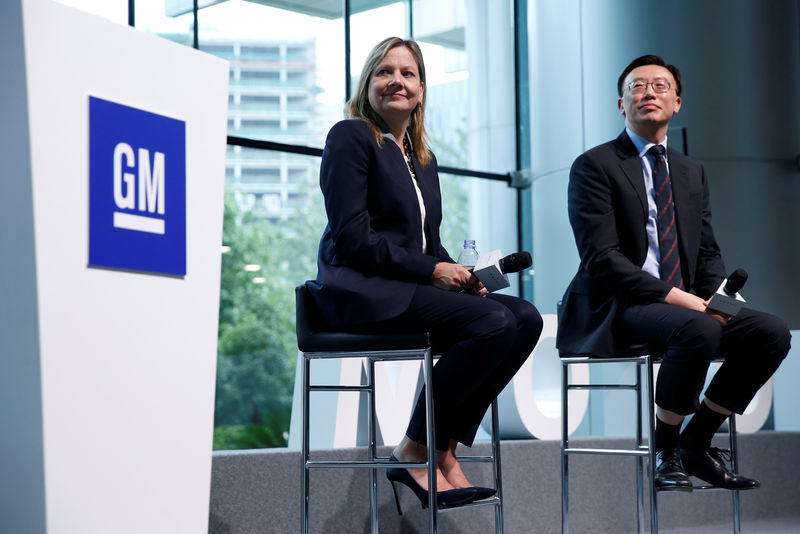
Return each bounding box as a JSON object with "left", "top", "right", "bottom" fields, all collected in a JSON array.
[{"left": 89, "top": 96, "right": 186, "bottom": 276}]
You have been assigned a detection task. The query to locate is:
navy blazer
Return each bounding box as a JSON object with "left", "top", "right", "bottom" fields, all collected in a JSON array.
[
  {"left": 556, "top": 130, "right": 726, "bottom": 356},
  {"left": 308, "top": 119, "right": 454, "bottom": 328}
]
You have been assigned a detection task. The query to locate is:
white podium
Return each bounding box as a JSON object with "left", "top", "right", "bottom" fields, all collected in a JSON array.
[{"left": 1, "top": 1, "right": 228, "bottom": 532}]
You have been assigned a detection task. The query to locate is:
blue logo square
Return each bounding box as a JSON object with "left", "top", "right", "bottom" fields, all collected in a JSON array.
[{"left": 89, "top": 96, "right": 186, "bottom": 276}]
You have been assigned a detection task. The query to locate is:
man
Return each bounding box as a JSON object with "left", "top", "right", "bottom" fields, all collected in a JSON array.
[{"left": 557, "top": 55, "right": 790, "bottom": 491}]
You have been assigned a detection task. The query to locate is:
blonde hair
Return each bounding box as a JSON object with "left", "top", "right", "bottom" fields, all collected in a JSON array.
[{"left": 345, "top": 37, "right": 432, "bottom": 168}]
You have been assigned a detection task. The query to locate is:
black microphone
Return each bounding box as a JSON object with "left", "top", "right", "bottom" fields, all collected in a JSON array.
[
  {"left": 707, "top": 269, "right": 748, "bottom": 317},
  {"left": 472, "top": 250, "right": 532, "bottom": 292},
  {"left": 498, "top": 251, "right": 532, "bottom": 274},
  {"left": 723, "top": 268, "right": 748, "bottom": 295}
]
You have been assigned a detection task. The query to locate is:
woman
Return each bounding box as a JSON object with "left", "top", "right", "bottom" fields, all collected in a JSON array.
[{"left": 307, "top": 37, "right": 543, "bottom": 510}]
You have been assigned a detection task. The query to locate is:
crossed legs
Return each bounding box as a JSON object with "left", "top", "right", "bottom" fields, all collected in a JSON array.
[{"left": 366, "top": 286, "right": 542, "bottom": 494}]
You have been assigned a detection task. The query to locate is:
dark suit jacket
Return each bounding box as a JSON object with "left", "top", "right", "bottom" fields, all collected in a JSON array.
[
  {"left": 556, "top": 130, "right": 727, "bottom": 356},
  {"left": 308, "top": 119, "right": 453, "bottom": 328}
]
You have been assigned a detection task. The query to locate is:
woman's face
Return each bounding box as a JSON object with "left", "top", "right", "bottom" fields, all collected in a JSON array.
[{"left": 367, "top": 45, "right": 424, "bottom": 126}]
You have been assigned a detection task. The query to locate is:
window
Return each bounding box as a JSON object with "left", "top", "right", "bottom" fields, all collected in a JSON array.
[{"left": 135, "top": 0, "right": 520, "bottom": 451}]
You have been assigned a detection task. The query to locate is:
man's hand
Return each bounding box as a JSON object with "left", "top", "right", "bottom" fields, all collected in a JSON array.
[
  {"left": 664, "top": 287, "right": 706, "bottom": 312},
  {"left": 664, "top": 287, "right": 729, "bottom": 326},
  {"left": 432, "top": 262, "right": 487, "bottom": 297},
  {"left": 704, "top": 304, "right": 731, "bottom": 327}
]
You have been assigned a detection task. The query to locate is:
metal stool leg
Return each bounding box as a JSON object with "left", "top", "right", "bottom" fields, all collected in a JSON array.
[
  {"left": 561, "top": 359, "right": 570, "bottom": 534},
  {"left": 635, "top": 358, "right": 645, "bottom": 534},
  {"left": 301, "top": 355, "right": 311, "bottom": 534},
  {"left": 367, "top": 358, "right": 379, "bottom": 534},
  {"left": 422, "top": 348, "right": 438, "bottom": 534},
  {"left": 729, "top": 414, "right": 741, "bottom": 534},
  {"left": 490, "top": 397, "right": 504, "bottom": 534},
  {"left": 646, "top": 356, "right": 658, "bottom": 534}
]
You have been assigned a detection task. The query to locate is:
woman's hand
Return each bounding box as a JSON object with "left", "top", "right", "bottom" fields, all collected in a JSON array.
[{"left": 432, "top": 263, "right": 487, "bottom": 297}]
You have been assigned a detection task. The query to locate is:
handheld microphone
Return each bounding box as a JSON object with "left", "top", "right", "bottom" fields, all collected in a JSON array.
[
  {"left": 723, "top": 269, "right": 748, "bottom": 295},
  {"left": 498, "top": 251, "right": 533, "bottom": 274},
  {"left": 472, "top": 250, "right": 532, "bottom": 292},
  {"left": 707, "top": 269, "right": 747, "bottom": 317}
]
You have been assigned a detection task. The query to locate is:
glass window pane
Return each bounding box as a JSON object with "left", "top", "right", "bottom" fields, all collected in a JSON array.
[
  {"left": 413, "top": 1, "right": 519, "bottom": 278},
  {"left": 438, "top": 172, "right": 470, "bottom": 256},
  {"left": 193, "top": 1, "right": 343, "bottom": 451},
  {"left": 439, "top": 173, "right": 517, "bottom": 273},
  {"left": 413, "top": 0, "right": 516, "bottom": 175},
  {"left": 216, "top": 148, "right": 325, "bottom": 450},
  {"left": 349, "top": 1, "right": 407, "bottom": 90},
  {"left": 198, "top": 0, "right": 345, "bottom": 149},
  {"left": 54, "top": 0, "right": 128, "bottom": 25},
  {"left": 135, "top": 0, "right": 193, "bottom": 46}
]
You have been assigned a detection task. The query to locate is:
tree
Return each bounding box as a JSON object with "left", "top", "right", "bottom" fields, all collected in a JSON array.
[{"left": 214, "top": 173, "right": 326, "bottom": 449}]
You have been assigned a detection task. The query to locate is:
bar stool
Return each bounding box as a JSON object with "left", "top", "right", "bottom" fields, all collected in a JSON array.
[
  {"left": 560, "top": 351, "right": 741, "bottom": 534},
  {"left": 296, "top": 284, "right": 504, "bottom": 534}
]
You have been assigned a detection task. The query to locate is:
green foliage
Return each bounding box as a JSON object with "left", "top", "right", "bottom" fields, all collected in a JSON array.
[
  {"left": 213, "top": 405, "right": 291, "bottom": 449},
  {"left": 439, "top": 174, "right": 470, "bottom": 258},
  {"left": 214, "top": 173, "right": 326, "bottom": 450},
  {"left": 430, "top": 127, "right": 470, "bottom": 256}
]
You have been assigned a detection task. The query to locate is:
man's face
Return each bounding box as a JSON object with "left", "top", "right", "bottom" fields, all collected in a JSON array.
[{"left": 618, "top": 65, "right": 681, "bottom": 132}]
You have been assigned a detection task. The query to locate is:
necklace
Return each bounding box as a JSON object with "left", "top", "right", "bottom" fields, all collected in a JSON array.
[{"left": 403, "top": 135, "right": 416, "bottom": 180}]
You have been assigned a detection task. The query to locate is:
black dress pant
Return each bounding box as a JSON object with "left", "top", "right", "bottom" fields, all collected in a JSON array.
[
  {"left": 618, "top": 303, "right": 790, "bottom": 415},
  {"left": 359, "top": 285, "right": 542, "bottom": 451}
]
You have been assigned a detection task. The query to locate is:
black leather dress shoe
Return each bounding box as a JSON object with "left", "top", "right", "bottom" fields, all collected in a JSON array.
[
  {"left": 680, "top": 447, "right": 761, "bottom": 490},
  {"left": 655, "top": 448, "right": 693, "bottom": 491}
]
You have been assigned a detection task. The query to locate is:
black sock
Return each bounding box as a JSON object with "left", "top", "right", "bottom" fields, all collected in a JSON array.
[
  {"left": 654, "top": 417, "right": 681, "bottom": 452},
  {"left": 681, "top": 402, "right": 728, "bottom": 450}
]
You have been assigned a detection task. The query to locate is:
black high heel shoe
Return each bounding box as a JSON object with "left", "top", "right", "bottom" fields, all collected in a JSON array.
[
  {"left": 469, "top": 486, "right": 497, "bottom": 501},
  {"left": 386, "top": 455, "right": 477, "bottom": 514}
]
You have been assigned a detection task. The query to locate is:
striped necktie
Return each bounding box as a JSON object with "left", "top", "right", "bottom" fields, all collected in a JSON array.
[{"left": 649, "top": 145, "right": 683, "bottom": 289}]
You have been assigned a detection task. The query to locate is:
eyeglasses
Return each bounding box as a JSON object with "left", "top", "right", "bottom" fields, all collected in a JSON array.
[{"left": 626, "top": 79, "right": 672, "bottom": 95}]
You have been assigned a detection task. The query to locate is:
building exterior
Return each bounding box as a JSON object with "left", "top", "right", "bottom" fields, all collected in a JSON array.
[{"left": 202, "top": 37, "right": 322, "bottom": 220}]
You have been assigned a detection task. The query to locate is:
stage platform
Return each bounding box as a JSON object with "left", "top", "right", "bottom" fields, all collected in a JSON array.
[{"left": 209, "top": 432, "right": 800, "bottom": 533}]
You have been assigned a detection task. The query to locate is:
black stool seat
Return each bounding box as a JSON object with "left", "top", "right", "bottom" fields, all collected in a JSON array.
[
  {"left": 299, "top": 329, "right": 431, "bottom": 353},
  {"left": 295, "top": 286, "right": 431, "bottom": 352}
]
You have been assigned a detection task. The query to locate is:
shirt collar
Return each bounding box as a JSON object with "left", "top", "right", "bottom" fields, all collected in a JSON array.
[
  {"left": 381, "top": 130, "right": 413, "bottom": 153},
  {"left": 626, "top": 127, "right": 668, "bottom": 159}
]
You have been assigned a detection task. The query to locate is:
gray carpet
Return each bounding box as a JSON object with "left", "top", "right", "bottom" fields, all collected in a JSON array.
[
  {"left": 641, "top": 516, "right": 800, "bottom": 534},
  {"left": 209, "top": 432, "right": 800, "bottom": 533}
]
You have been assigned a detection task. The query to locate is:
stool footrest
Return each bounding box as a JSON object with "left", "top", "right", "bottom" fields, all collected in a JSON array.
[
  {"left": 567, "top": 384, "right": 639, "bottom": 390},
  {"left": 561, "top": 356, "right": 650, "bottom": 364},
  {"left": 438, "top": 496, "right": 502, "bottom": 512},
  {"left": 374, "top": 455, "right": 495, "bottom": 464},
  {"left": 309, "top": 385, "right": 371, "bottom": 392},
  {"left": 307, "top": 460, "right": 429, "bottom": 469},
  {"left": 688, "top": 484, "right": 741, "bottom": 491},
  {"left": 564, "top": 447, "right": 650, "bottom": 457},
  {"left": 458, "top": 455, "right": 495, "bottom": 463}
]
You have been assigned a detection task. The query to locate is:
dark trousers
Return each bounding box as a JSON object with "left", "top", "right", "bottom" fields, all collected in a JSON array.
[
  {"left": 618, "top": 304, "right": 790, "bottom": 415},
  {"left": 361, "top": 285, "right": 542, "bottom": 451}
]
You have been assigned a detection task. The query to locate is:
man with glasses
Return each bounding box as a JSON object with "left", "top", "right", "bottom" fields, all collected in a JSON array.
[{"left": 557, "top": 55, "right": 790, "bottom": 491}]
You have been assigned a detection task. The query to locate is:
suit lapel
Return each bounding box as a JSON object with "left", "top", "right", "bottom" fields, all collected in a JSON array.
[{"left": 615, "top": 132, "right": 649, "bottom": 219}]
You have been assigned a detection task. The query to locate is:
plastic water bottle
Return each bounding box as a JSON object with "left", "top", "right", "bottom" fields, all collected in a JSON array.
[{"left": 457, "top": 240, "right": 479, "bottom": 269}]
